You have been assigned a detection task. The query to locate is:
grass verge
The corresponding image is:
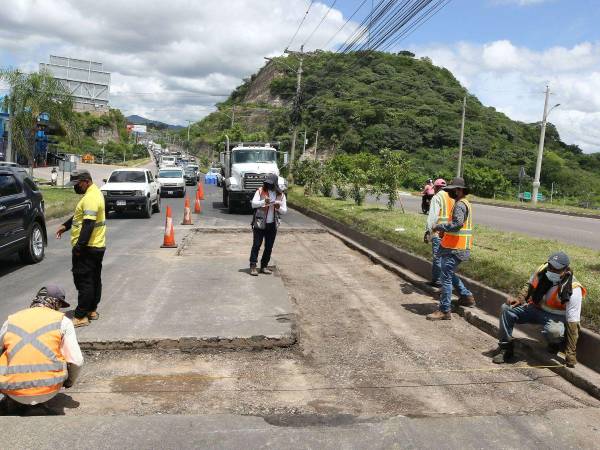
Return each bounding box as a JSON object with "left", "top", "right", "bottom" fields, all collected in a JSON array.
[
  {"left": 121, "top": 157, "right": 151, "bottom": 167},
  {"left": 288, "top": 187, "right": 600, "bottom": 332},
  {"left": 41, "top": 187, "right": 79, "bottom": 221}
]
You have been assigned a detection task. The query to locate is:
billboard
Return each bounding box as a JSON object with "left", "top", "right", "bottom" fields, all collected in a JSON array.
[{"left": 132, "top": 125, "right": 147, "bottom": 133}]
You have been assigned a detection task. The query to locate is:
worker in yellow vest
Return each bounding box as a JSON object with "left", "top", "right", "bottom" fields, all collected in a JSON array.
[
  {"left": 427, "top": 177, "right": 475, "bottom": 320},
  {"left": 424, "top": 178, "right": 453, "bottom": 287},
  {"left": 0, "top": 285, "right": 84, "bottom": 410},
  {"left": 492, "top": 251, "right": 585, "bottom": 367}
]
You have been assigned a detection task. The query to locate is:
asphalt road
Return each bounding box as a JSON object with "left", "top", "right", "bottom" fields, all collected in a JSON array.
[{"left": 372, "top": 193, "right": 600, "bottom": 250}]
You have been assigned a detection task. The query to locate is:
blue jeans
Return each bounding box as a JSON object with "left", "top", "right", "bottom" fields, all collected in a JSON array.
[
  {"left": 431, "top": 235, "right": 442, "bottom": 283},
  {"left": 439, "top": 253, "right": 472, "bottom": 312},
  {"left": 499, "top": 303, "right": 566, "bottom": 344}
]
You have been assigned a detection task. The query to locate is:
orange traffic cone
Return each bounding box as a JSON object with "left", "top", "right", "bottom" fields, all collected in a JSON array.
[
  {"left": 161, "top": 206, "right": 177, "bottom": 248},
  {"left": 181, "top": 196, "right": 193, "bottom": 225},
  {"left": 197, "top": 182, "right": 204, "bottom": 200},
  {"left": 194, "top": 190, "right": 202, "bottom": 214}
]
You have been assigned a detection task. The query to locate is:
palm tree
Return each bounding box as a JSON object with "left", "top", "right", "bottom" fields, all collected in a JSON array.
[{"left": 1, "top": 68, "right": 77, "bottom": 172}]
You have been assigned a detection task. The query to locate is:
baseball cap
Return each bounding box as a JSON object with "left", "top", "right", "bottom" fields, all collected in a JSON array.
[
  {"left": 39, "top": 284, "right": 70, "bottom": 308},
  {"left": 548, "top": 251, "right": 570, "bottom": 270},
  {"left": 66, "top": 169, "right": 93, "bottom": 186}
]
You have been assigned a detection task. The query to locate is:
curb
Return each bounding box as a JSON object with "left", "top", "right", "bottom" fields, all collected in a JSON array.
[
  {"left": 470, "top": 199, "right": 600, "bottom": 220},
  {"left": 288, "top": 201, "right": 600, "bottom": 372}
]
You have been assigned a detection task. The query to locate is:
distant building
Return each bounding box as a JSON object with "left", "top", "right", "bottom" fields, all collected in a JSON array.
[{"left": 40, "top": 55, "right": 111, "bottom": 113}]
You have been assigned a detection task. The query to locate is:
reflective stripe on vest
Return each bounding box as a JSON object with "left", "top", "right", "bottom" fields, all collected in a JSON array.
[
  {"left": 0, "top": 309, "right": 68, "bottom": 394},
  {"left": 530, "top": 264, "right": 587, "bottom": 314},
  {"left": 436, "top": 191, "right": 455, "bottom": 225},
  {"left": 441, "top": 199, "right": 473, "bottom": 250}
]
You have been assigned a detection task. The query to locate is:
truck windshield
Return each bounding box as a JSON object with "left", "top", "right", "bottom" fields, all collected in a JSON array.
[
  {"left": 232, "top": 150, "right": 276, "bottom": 164},
  {"left": 159, "top": 170, "right": 183, "bottom": 178},
  {"left": 108, "top": 171, "right": 146, "bottom": 183}
]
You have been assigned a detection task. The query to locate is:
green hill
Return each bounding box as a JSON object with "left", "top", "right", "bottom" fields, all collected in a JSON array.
[{"left": 188, "top": 51, "right": 600, "bottom": 203}]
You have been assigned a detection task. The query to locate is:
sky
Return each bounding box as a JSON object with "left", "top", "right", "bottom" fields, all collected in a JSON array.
[{"left": 0, "top": 0, "right": 599, "bottom": 152}]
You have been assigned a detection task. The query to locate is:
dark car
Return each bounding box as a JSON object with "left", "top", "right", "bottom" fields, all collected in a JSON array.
[
  {"left": 184, "top": 167, "right": 198, "bottom": 186},
  {"left": 0, "top": 166, "right": 47, "bottom": 264}
]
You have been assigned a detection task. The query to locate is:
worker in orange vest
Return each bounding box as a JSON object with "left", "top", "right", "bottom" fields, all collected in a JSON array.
[
  {"left": 492, "top": 251, "right": 585, "bottom": 367},
  {"left": 427, "top": 177, "right": 476, "bottom": 320},
  {"left": 424, "top": 178, "right": 453, "bottom": 287},
  {"left": 0, "top": 285, "right": 84, "bottom": 410}
]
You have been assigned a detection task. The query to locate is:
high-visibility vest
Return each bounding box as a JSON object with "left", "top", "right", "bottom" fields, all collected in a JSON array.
[
  {"left": 0, "top": 308, "right": 68, "bottom": 398},
  {"left": 441, "top": 199, "right": 473, "bottom": 250},
  {"left": 436, "top": 191, "right": 455, "bottom": 225},
  {"left": 529, "top": 263, "right": 587, "bottom": 315}
]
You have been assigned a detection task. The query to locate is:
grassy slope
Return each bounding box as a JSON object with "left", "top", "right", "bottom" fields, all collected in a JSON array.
[
  {"left": 288, "top": 187, "right": 600, "bottom": 332},
  {"left": 41, "top": 187, "right": 79, "bottom": 220}
]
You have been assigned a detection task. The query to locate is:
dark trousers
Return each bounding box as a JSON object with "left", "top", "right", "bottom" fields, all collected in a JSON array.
[
  {"left": 72, "top": 248, "right": 105, "bottom": 319},
  {"left": 250, "top": 223, "right": 277, "bottom": 268}
]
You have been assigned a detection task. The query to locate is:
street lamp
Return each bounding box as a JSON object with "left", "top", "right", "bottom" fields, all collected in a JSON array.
[{"left": 532, "top": 85, "right": 560, "bottom": 205}]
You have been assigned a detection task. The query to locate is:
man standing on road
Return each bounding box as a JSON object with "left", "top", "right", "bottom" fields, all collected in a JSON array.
[
  {"left": 491, "top": 251, "right": 585, "bottom": 367},
  {"left": 0, "top": 285, "right": 84, "bottom": 411},
  {"left": 427, "top": 177, "right": 475, "bottom": 320},
  {"left": 56, "top": 169, "right": 106, "bottom": 328},
  {"left": 424, "top": 178, "right": 453, "bottom": 287},
  {"left": 249, "top": 173, "right": 287, "bottom": 276}
]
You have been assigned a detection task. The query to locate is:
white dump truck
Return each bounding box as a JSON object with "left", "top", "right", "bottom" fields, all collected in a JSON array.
[{"left": 220, "top": 142, "right": 287, "bottom": 213}]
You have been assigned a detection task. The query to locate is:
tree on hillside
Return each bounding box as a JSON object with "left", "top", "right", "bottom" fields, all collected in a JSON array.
[{"left": 1, "top": 68, "right": 76, "bottom": 169}]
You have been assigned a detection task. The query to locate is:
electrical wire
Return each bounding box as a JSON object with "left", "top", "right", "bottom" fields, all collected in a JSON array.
[
  {"left": 285, "top": 0, "right": 316, "bottom": 51},
  {"left": 322, "top": 0, "right": 369, "bottom": 49},
  {"left": 303, "top": 0, "right": 339, "bottom": 48}
]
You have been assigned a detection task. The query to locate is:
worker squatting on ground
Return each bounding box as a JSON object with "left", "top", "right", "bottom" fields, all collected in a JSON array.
[
  {"left": 0, "top": 285, "right": 83, "bottom": 409},
  {"left": 492, "top": 251, "right": 586, "bottom": 368},
  {"left": 427, "top": 177, "right": 476, "bottom": 320},
  {"left": 424, "top": 178, "right": 452, "bottom": 287},
  {"left": 249, "top": 173, "right": 287, "bottom": 277},
  {"left": 56, "top": 169, "right": 106, "bottom": 328}
]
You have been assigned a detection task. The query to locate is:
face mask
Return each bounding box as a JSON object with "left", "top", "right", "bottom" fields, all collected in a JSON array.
[
  {"left": 447, "top": 190, "right": 457, "bottom": 199},
  {"left": 74, "top": 183, "right": 85, "bottom": 195},
  {"left": 546, "top": 271, "right": 562, "bottom": 284}
]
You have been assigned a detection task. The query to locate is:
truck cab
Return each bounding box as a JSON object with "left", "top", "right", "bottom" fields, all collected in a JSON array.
[{"left": 221, "top": 143, "right": 287, "bottom": 213}]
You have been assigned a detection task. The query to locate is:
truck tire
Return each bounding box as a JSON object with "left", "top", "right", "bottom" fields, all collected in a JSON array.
[
  {"left": 222, "top": 188, "right": 229, "bottom": 207},
  {"left": 19, "top": 221, "right": 45, "bottom": 264},
  {"left": 152, "top": 195, "right": 161, "bottom": 213},
  {"left": 142, "top": 198, "right": 152, "bottom": 218},
  {"left": 228, "top": 198, "right": 236, "bottom": 214}
]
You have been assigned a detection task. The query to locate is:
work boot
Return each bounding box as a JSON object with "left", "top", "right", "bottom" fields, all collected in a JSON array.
[
  {"left": 260, "top": 266, "right": 273, "bottom": 275},
  {"left": 249, "top": 266, "right": 259, "bottom": 276},
  {"left": 457, "top": 295, "right": 476, "bottom": 307},
  {"left": 72, "top": 316, "right": 90, "bottom": 328},
  {"left": 492, "top": 342, "right": 514, "bottom": 364},
  {"left": 426, "top": 310, "right": 451, "bottom": 321},
  {"left": 87, "top": 311, "right": 100, "bottom": 321}
]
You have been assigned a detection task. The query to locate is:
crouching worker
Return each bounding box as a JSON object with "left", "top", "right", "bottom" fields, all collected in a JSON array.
[
  {"left": 249, "top": 173, "right": 287, "bottom": 276},
  {"left": 492, "top": 252, "right": 585, "bottom": 367},
  {"left": 0, "top": 285, "right": 84, "bottom": 407}
]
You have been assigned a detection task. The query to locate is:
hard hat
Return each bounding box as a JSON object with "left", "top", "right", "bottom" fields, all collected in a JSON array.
[{"left": 434, "top": 178, "right": 446, "bottom": 187}]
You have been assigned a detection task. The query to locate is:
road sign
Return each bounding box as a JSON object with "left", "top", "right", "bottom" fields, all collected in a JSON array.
[{"left": 523, "top": 191, "right": 531, "bottom": 200}]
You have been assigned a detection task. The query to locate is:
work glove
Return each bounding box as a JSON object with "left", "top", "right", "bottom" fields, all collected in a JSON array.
[{"left": 565, "top": 321, "right": 580, "bottom": 368}]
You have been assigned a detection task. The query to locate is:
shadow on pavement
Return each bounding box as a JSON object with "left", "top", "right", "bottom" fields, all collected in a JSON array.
[
  {"left": 0, "top": 257, "right": 27, "bottom": 278},
  {"left": 401, "top": 302, "right": 438, "bottom": 316},
  {"left": 0, "top": 393, "right": 79, "bottom": 416}
]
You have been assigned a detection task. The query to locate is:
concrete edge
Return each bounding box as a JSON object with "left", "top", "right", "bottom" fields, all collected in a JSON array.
[
  {"left": 79, "top": 332, "right": 297, "bottom": 352},
  {"left": 469, "top": 199, "right": 600, "bottom": 220},
  {"left": 288, "top": 201, "right": 600, "bottom": 375}
]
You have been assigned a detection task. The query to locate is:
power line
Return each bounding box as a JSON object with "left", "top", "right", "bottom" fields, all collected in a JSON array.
[
  {"left": 285, "top": 0, "right": 315, "bottom": 51},
  {"left": 322, "top": 0, "right": 369, "bottom": 49},
  {"left": 303, "top": 0, "right": 339, "bottom": 48}
]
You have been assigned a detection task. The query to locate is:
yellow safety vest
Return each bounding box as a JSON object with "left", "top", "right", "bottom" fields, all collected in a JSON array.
[
  {"left": 441, "top": 198, "right": 473, "bottom": 250},
  {"left": 0, "top": 308, "right": 67, "bottom": 398},
  {"left": 71, "top": 183, "right": 106, "bottom": 248},
  {"left": 529, "top": 263, "right": 587, "bottom": 315},
  {"left": 436, "top": 190, "right": 455, "bottom": 225}
]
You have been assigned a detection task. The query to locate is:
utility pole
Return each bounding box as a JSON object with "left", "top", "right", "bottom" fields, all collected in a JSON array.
[
  {"left": 532, "top": 85, "right": 560, "bottom": 206},
  {"left": 186, "top": 119, "right": 192, "bottom": 144},
  {"left": 231, "top": 106, "right": 235, "bottom": 128},
  {"left": 456, "top": 95, "right": 466, "bottom": 178},
  {"left": 284, "top": 44, "right": 304, "bottom": 183},
  {"left": 314, "top": 130, "right": 319, "bottom": 155},
  {"left": 302, "top": 129, "right": 307, "bottom": 156}
]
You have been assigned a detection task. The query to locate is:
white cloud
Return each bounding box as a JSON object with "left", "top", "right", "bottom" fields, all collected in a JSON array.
[
  {"left": 412, "top": 40, "right": 600, "bottom": 153},
  {"left": 0, "top": 0, "right": 354, "bottom": 125}
]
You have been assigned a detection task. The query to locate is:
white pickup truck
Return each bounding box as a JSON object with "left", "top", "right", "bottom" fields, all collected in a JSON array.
[{"left": 101, "top": 168, "right": 161, "bottom": 218}]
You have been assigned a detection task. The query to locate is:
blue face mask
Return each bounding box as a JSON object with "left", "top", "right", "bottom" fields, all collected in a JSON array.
[{"left": 546, "top": 271, "right": 562, "bottom": 284}]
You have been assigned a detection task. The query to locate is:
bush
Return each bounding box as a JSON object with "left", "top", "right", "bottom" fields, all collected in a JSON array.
[
  {"left": 463, "top": 165, "right": 511, "bottom": 198},
  {"left": 373, "top": 149, "right": 411, "bottom": 209},
  {"left": 336, "top": 184, "right": 349, "bottom": 200}
]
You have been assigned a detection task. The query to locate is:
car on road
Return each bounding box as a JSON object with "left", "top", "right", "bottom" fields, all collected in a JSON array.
[
  {"left": 101, "top": 168, "right": 161, "bottom": 218},
  {"left": 208, "top": 167, "right": 223, "bottom": 186},
  {"left": 157, "top": 167, "right": 186, "bottom": 197},
  {"left": 184, "top": 166, "right": 198, "bottom": 186},
  {"left": 0, "top": 166, "right": 47, "bottom": 264}
]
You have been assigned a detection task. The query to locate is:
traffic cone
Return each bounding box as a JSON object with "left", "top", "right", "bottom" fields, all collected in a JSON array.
[
  {"left": 181, "top": 196, "right": 193, "bottom": 225},
  {"left": 197, "top": 181, "right": 205, "bottom": 200},
  {"left": 161, "top": 206, "right": 177, "bottom": 248},
  {"left": 194, "top": 190, "right": 202, "bottom": 214}
]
